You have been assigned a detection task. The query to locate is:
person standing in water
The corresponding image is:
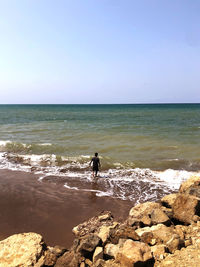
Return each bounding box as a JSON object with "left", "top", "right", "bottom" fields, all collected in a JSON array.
[{"left": 90, "top": 152, "right": 101, "bottom": 177}]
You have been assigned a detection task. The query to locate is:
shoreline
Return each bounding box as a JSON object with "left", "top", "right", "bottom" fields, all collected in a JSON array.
[{"left": 0, "top": 169, "right": 133, "bottom": 247}]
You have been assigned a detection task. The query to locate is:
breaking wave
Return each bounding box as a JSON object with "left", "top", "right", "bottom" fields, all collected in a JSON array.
[{"left": 0, "top": 149, "right": 200, "bottom": 203}]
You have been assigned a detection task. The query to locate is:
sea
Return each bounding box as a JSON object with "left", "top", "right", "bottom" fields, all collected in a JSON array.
[{"left": 0, "top": 104, "right": 200, "bottom": 204}]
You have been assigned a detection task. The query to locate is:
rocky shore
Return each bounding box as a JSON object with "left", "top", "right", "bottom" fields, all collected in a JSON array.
[{"left": 1, "top": 175, "right": 200, "bottom": 267}]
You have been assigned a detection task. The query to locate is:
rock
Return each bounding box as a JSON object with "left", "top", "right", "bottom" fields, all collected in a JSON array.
[
  {"left": 98, "top": 226, "right": 111, "bottom": 243},
  {"left": 136, "top": 224, "right": 183, "bottom": 253},
  {"left": 172, "top": 193, "right": 200, "bottom": 224},
  {"left": 0, "top": 233, "right": 45, "bottom": 267},
  {"left": 150, "top": 208, "right": 170, "bottom": 225},
  {"left": 104, "top": 243, "right": 120, "bottom": 258},
  {"left": 94, "top": 259, "right": 106, "bottom": 267},
  {"left": 161, "top": 194, "right": 178, "bottom": 208},
  {"left": 77, "top": 234, "right": 101, "bottom": 253},
  {"left": 72, "top": 211, "right": 113, "bottom": 237},
  {"left": 97, "top": 222, "right": 118, "bottom": 243},
  {"left": 44, "top": 246, "right": 67, "bottom": 266},
  {"left": 151, "top": 244, "right": 167, "bottom": 261},
  {"left": 109, "top": 224, "right": 140, "bottom": 244},
  {"left": 85, "top": 258, "right": 93, "bottom": 266},
  {"left": 93, "top": 247, "right": 103, "bottom": 263},
  {"left": 157, "top": 242, "right": 200, "bottom": 267},
  {"left": 55, "top": 250, "right": 80, "bottom": 267},
  {"left": 179, "top": 176, "right": 200, "bottom": 194},
  {"left": 174, "top": 225, "right": 185, "bottom": 240},
  {"left": 128, "top": 202, "right": 164, "bottom": 227},
  {"left": 116, "top": 239, "right": 153, "bottom": 267},
  {"left": 103, "top": 259, "right": 121, "bottom": 267}
]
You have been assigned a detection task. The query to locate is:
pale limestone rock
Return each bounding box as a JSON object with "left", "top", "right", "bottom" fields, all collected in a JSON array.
[
  {"left": 151, "top": 244, "right": 167, "bottom": 260},
  {"left": 179, "top": 175, "right": 200, "bottom": 193},
  {"left": 128, "top": 202, "right": 162, "bottom": 226},
  {"left": 98, "top": 222, "right": 118, "bottom": 243},
  {"left": 104, "top": 243, "right": 120, "bottom": 258},
  {"left": 161, "top": 194, "right": 178, "bottom": 208},
  {"left": 93, "top": 247, "right": 103, "bottom": 263},
  {"left": 0, "top": 233, "right": 44, "bottom": 267},
  {"left": 97, "top": 225, "right": 111, "bottom": 243},
  {"left": 85, "top": 258, "right": 93, "bottom": 266},
  {"left": 136, "top": 224, "right": 182, "bottom": 253},
  {"left": 157, "top": 242, "right": 200, "bottom": 267},
  {"left": 150, "top": 208, "right": 170, "bottom": 225},
  {"left": 172, "top": 193, "right": 200, "bottom": 224},
  {"left": 72, "top": 211, "right": 114, "bottom": 237},
  {"left": 116, "top": 239, "right": 152, "bottom": 266},
  {"left": 94, "top": 259, "right": 106, "bottom": 267}
]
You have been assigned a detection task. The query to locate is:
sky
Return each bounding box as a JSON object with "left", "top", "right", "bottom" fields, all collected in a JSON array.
[{"left": 0, "top": 0, "right": 199, "bottom": 104}]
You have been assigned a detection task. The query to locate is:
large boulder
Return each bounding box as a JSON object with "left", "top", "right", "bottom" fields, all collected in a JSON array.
[
  {"left": 136, "top": 224, "right": 183, "bottom": 253},
  {"left": 77, "top": 234, "right": 101, "bottom": 253},
  {"left": 97, "top": 222, "right": 119, "bottom": 243},
  {"left": 172, "top": 193, "right": 200, "bottom": 224},
  {"left": 0, "top": 233, "right": 45, "bottom": 267},
  {"left": 179, "top": 176, "right": 200, "bottom": 195},
  {"left": 115, "top": 239, "right": 153, "bottom": 267},
  {"left": 104, "top": 243, "right": 121, "bottom": 258},
  {"left": 72, "top": 211, "right": 114, "bottom": 237},
  {"left": 128, "top": 202, "right": 170, "bottom": 227},
  {"left": 109, "top": 224, "right": 140, "bottom": 244},
  {"left": 161, "top": 194, "right": 178, "bottom": 208}
]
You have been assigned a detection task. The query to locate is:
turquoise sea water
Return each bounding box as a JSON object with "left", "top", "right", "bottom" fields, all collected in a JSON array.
[
  {"left": 0, "top": 104, "right": 200, "bottom": 201},
  {"left": 0, "top": 104, "right": 200, "bottom": 171}
]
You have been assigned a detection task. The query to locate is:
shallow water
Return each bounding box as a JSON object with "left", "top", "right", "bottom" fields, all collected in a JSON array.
[{"left": 0, "top": 104, "right": 200, "bottom": 202}]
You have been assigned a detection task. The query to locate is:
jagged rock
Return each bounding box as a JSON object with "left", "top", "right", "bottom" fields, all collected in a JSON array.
[
  {"left": 97, "top": 222, "right": 118, "bottom": 243},
  {"left": 93, "top": 247, "right": 103, "bottom": 263},
  {"left": 55, "top": 250, "right": 80, "bottom": 267},
  {"left": 72, "top": 211, "right": 113, "bottom": 237},
  {"left": 161, "top": 206, "right": 173, "bottom": 219},
  {"left": 128, "top": 202, "right": 165, "bottom": 227},
  {"left": 174, "top": 225, "right": 185, "bottom": 240},
  {"left": 161, "top": 194, "right": 177, "bottom": 208},
  {"left": 136, "top": 224, "right": 183, "bottom": 253},
  {"left": 151, "top": 208, "right": 170, "bottom": 225},
  {"left": 77, "top": 234, "right": 101, "bottom": 253},
  {"left": 172, "top": 193, "right": 200, "bottom": 224},
  {"left": 104, "top": 243, "right": 120, "bottom": 258},
  {"left": 179, "top": 176, "right": 200, "bottom": 194},
  {"left": 109, "top": 224, "right": 140, "bottom": 244},
  {"left": 151, "top": 244, "right": 168, "bottom": 261},
  {"left": 115, "top": 239, "right": 153, "bottom": 267},
  {"left": 44, "top": 245, "right": 67, "bottom": 266},
  {"left": 0, "top": 233, "right": 45, "bottom": 267},
  {"left": 94, "top": 259, "right": 106, "bottom": 267},
  {"left": 85, "top": 258, "right": 93, "bottom": 266},
  {"left": 157, "top": 241, "right": 200, "bottom": 267}
]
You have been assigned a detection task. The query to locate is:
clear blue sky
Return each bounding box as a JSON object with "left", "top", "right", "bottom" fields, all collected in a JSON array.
[{"left": 0, "top": 0, "right": 199, "bottom": 104}]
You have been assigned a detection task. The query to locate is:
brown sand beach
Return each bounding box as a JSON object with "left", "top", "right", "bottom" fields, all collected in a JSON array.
[{"left": 0, "top": 169, "right": 134, "bottom": 248}]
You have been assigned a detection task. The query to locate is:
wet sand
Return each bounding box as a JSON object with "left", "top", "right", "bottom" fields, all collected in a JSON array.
[{"left": 0, "top": 169, "right": 133, "bottom": 248}]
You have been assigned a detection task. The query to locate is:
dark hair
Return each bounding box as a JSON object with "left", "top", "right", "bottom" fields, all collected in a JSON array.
[{"left": 95, "top": 152, "right": 98, "bottom": 157}]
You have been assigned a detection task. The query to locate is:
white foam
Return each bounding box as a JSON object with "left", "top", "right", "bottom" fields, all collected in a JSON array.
[
  {"left": 155, "top": 169, "right": 200, "bottom": 190},
  {"left": 64, "top": 184, "right": 79, "bottom": 190},
  {"left": 0, "top": 140, "right": 11, "bottom": 146}
]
